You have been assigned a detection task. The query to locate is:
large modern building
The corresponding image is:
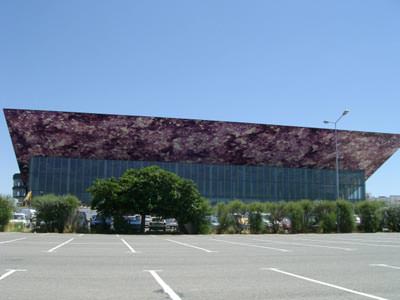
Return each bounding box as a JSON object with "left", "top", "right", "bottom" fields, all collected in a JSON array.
[{"left": 5, "top": 108, "right": 400, "bottom": 204}]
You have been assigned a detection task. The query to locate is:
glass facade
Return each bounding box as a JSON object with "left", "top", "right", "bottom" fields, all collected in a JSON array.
[{"left": 29, "top": 156, "right": 365, "bottom": 204}]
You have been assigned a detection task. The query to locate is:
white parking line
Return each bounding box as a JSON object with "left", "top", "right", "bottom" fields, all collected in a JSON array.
[
  {"left": 47, "top": 238, "right": 74, "bottom": 253},
  {"left": 0, "top": 269, "right": 27, "bottom": 281},
  {"left": 370, "top": 264, "right": 400, "bottom": 270},
  {"left": 146, "top": 270, "right": 182, "bottom": 300},
  {"left": 331, "top": 237, "right": 400, "bottom": 244},
  {"left": 165, "top": 239, "right": 216, "bottom": 253},
  {"left": 0, "top": 237, "right": 27, "bottom": 244},
  {"left": 251, "top": 238, "right": 355, "bottom": 251},
  {"left": 211, "top": 239, "right": 290, "bottom": 252},
  {"left": 296, "top": 238, "right": 400, "bottom": 248},
  {"left": 264, "top": 268, "right": 389, "bottom": 300},
  {"left": 121, "top": 238, "right": 136, "bottom": 253}
]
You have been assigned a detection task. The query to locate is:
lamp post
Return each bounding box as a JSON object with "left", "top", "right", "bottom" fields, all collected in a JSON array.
[{"left": 323, "top": 109, "right": 349, "bottom": 232}]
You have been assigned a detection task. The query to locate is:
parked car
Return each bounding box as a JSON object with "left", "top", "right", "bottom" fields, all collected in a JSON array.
[
  {"left": 165, "top": 218, "right": 178, "bottom": 231},
  {"left": 90, "top": 214, "right": 113, "bottom": 232},
  {"left": 207, "top": 215, "right": 220, "bottom": 229},
  {"left": 261, "top": 213, "right": 273, "bottom": 231},
  {"left": 233, "top": 213, "right": 249, "bottom": 233},
  {"left": 353, "top": 214, "right": 361, "bottom": 226},
  {"left": 125, "top": 215, "right": 142, "bottom": 231},
  {"left": 9, "top": 213, "right": 29, "bottom": 228},
  {"left": 149, "top": 217, "right": 166, "bottom": 232}
]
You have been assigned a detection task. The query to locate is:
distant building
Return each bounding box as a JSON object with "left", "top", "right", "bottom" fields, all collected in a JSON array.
[
  {"left": 12, "top": 173, "right": 26, "bottom": 204},
  {"left": 4, "top": 108, "right": 400, "bottom": 204},
  {"left": 371, "top": 195, "right": 400, "bottom": 204}
]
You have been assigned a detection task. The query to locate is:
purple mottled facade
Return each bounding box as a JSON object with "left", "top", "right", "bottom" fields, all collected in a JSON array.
[{"left": 4, "top": 108, "right": 400, "bottom": 202}]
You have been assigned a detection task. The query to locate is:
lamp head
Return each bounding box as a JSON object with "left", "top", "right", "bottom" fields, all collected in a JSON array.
[{"left": 342, "top": 110, "right": 350, "bottom": 116}]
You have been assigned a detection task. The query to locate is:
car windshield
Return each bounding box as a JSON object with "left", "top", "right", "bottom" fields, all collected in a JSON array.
[{"left": 13, "top": 214, "right": 25, "bottom": 220}]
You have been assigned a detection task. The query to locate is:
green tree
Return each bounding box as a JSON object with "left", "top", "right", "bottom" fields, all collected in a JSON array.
[
  {"left": 88, "top": 166, "right": 211, "bottom": 234},
  {"left": 0, "top": 195, "right": 14, "bottom": 231},
  {"left": 32, "top": 194, "right": 80, "bottom": 233}
]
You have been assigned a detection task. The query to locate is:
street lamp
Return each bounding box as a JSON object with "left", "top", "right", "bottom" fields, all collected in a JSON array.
[{"left": 323, "top": 109, "right": 350, "bottom": 232}]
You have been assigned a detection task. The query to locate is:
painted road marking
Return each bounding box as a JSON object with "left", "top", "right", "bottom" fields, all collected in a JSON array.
[
  {"left": 211, "top": 238, "right": 290, "bottom": 252},
  {"left": 370, "top": 264, "right": 400, "bottom": 270},
  {"left": 0, "top": 269, "right": 27, "bottom": 281},
  {"left": 165, "top": 239, "right": 216, "bottom": 253},
  {"left": 47, "top": 238, "right": 74, "bottom": 253},
  {"left": 0, "top": 237, "right": 27, "bottom": 244},
  {"left": 296, "top": 238, "right": 400, "bottom": 248},
  {"left": 252, "top": 238, "right": 355, "bottom": 251},
  {"left": 121, "top": 238, "right": 136, "bottom": 253},
  {"left": 264, "top": 268, "right": 389, "bottom": 300},
  {"left": 146, "top": 270, "right": 181, "bottom": 300},
  {"left": 330, "top": 237, "right": 400, "bottom": 244}
]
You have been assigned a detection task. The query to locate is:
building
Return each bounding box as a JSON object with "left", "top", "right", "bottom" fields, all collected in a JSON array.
[
  {"left": 4, "top": 108, "right": 400, "bottom": 204},
  {"left": 12, "top": 173, "right": 27, "bottom": 204}
]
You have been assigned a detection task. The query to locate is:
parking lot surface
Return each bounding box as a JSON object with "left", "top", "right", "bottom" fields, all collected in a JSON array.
[{"left": 1, "top": 232, "right": 400, "bottom": 300}]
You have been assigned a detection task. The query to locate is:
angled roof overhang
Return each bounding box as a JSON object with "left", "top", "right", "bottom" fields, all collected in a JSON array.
[{"left": 4, "top": 108, "right": 400, "bottom": 183}]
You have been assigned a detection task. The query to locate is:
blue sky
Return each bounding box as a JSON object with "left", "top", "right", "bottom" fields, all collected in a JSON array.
[{"left": 1, "top": 0, "right": 399, "bottom": 197}]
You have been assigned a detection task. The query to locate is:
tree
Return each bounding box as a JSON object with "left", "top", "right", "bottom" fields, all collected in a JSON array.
[
  {"left": 32, "top": 194, "right": 80, "bottom": 233},
  {"left": 0, "top": 195, "right": 14, "bottom": 231},
  {"left": 88, "top": 166, "right": 211, "bottom": 234}
]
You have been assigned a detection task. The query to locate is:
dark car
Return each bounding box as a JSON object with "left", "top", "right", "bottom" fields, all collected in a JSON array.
[
  {"left": 90, "top": 214, "right": 113, "bottom": 232},
  {"left": 149, "top": 217, "right": 166, "bottom": 232}
]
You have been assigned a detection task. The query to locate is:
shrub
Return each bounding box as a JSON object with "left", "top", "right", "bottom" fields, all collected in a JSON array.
[
  {"left": 313, "top": 201, "right": 337, "bottom": 233},
  {"left": 284, "top": 202, "right": 304, "bottom": 233},
  {"left": 32, "top": 194, "right": 80, "bottom": 233},
  {"left": 249, "top": 211, "right": 264, "bottom": 234},
  {"left": 216, "top": 202, "right": 240, "bottom": 234},
  {"left": 0, "top": 195, "right": 13, "bottom": 231},
  {"left": 336, "top": 200, "right": 354, "bottom": 233},
  {"left": 381, "top": 205, "right": 400, "bottom": 232},
  {"left": 356, "top": 201, "right": 384, "bottom": 233},
  {"left": 269, "top": 202, "right": 286, "bottom": 233}
]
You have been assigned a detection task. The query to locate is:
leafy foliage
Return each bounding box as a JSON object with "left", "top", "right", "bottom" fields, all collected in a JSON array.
[
  {"left": 336, "top": 200, "right": 355, "bottom": 233},
  {"left": 88, "top": 166, "right": 211, "bottom": 234},
  {"left": 32, "top": 194, "right": 80, "bottom": 233},
  {"left": 356, "top": 201, "right": 385, "bottom": 232},
  {"left": 0, "top": 195, "right": 13, "bottom": 231}
]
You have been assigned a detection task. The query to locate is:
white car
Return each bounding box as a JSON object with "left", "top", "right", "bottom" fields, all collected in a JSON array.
[{"left": 9, "top": 213, "right": 29, "bottom": 227}]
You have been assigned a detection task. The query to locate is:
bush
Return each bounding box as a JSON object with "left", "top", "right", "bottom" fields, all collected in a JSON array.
[
  {"left": 381, "top": 205, "right": 400, "bottom": 232},
  {"left": 356, "top": 201, "right": 384, "bottom": 233},
  {"left": 32, "top": 194, "right": 80, "bottom": 233},
  {"left": 284, "top": 202, "right": 304, "bottom": 233},
  {"left": 249, "top": 211, "right": 263, "bottom": 234},
  {"left": 216, "top": 202, "right": 239, "bottom": 234},
  {"left": 0, "top": 195, "right": 13, "bottom": 231},
  {"left": 313, "top": 201, "right": 336, "bottom": 233},
  {"left": 336, "top": 200, "right": 354, "bottom": 233},
  {"left": 269, "top": 202, "right": 286, "bottom": 233}
]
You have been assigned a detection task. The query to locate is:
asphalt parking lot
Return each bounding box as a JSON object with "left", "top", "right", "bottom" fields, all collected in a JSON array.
[{"left": 1, "top": 232, "right": 400, "bottom": 300}]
